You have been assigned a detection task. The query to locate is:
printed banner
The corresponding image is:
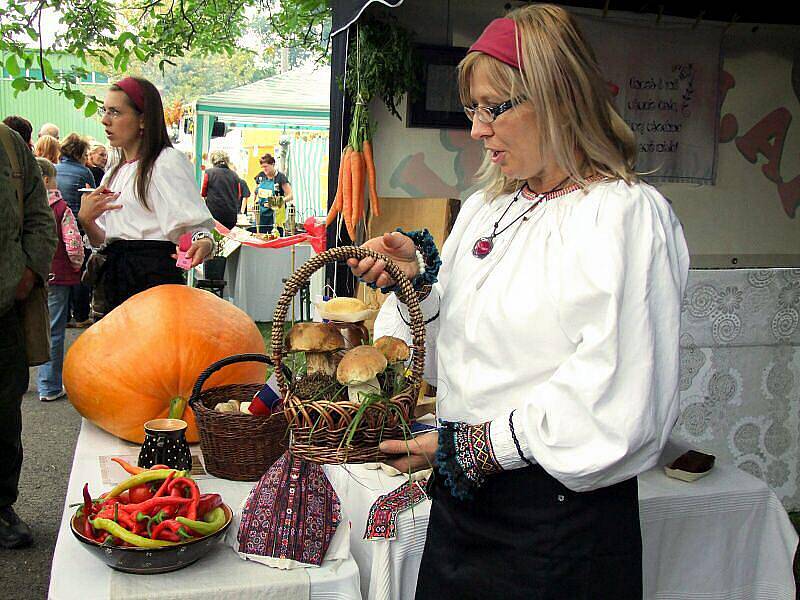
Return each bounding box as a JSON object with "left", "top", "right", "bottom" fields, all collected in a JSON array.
[{"left": 578, "top": 16, "right": 723, "bottom": 184}]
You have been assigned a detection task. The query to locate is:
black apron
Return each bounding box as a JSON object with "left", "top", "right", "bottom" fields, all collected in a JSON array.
[
  {"left": 415, "top": 465, "right": 643, "bottom": 600},
  {"left": 98, "top": 240, "right": 184, "bottom": 312}
]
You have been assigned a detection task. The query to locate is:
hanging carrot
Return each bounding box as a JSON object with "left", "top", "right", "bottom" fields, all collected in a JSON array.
[
  {"left": 327, "top": 147, "right": 351, "bottom": 226},
  {"left": 350, "top": 150, "right": 365, "bottom": 238},
  {"left": 362, "top": 139, "right": 380, "bottom": 218},
  {"left": 342, "top": 150, "right": 356, "bottom": 240}
]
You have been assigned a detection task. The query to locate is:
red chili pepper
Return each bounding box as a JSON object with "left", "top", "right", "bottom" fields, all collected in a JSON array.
[
  {"left": 118, "top": 496, "right": 191, "bottom": 515},
  {"left": 82, "top": 515, "right": 97, "bottom": 541},
  {"left": 149, "top": 464, "right": 171, "bottom": 470},
  {"left": 151, "top": 519, "right": 191, "bottom": 541},
  {"left": 82, "top": 483, "right": 93, "bottom": 515},
  {"left": 156, "top": 529, "right": 181, "bottom": 542},
  {"left": 153, "top": 471, "right": 175, "bottom": 499},
  {"left": 168, "top": 478, "right": 200, "bottom": 521},
  {"left": 196, "top": 494, "right": 223, "bottom": 519},
  {"left": 95, "top": 507, "right": 136, "bottom": 530}
]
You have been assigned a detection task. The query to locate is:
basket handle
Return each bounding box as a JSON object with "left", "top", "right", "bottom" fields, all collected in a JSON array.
[
  {"left": 271, "top": 245, "right": 426, "bottom": 396},
  {"left": 189, "top": 353, "right": 286, "bottom": 407}
]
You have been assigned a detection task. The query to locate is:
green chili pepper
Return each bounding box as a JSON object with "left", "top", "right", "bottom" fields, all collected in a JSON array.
[
  {"left": 175, "top": 507, "right": 226, "bottom": 536},
  {"left": 105, "top": 470, "right": 185, "bottom": 500},
  {"left": 91, "top": 518, "right": 178, "bottom": 548}
]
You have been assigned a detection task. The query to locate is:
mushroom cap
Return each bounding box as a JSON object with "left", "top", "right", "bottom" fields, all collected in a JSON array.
[
  {"left": 337, "top": 345, "right": 388, "bottom": 385},
  {"left": 323, "top": 296, "right": 369, "bottom": 317},
  {"left": 286, "top": 323, "right": 346, "bottom": 352},
  {"left": 374, "top": 336, "right": 410, "bottom": 363}
]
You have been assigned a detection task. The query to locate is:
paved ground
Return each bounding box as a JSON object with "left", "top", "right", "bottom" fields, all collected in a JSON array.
[{"left": 0, "top": 329, "right": 82, "bottom": 600}]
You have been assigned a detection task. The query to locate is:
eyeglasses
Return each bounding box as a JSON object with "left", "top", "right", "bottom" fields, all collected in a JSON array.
[
  {"left": 97, "top": 107, "right": 130, "bottom": 119},
  {"left": 463, "top": 96, "right": 526, "bottom": 124}
]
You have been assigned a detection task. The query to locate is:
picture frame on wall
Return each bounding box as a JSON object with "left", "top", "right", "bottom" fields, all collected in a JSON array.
[{"left": 407, "top": 45, "right": 470, "bottom": 129}]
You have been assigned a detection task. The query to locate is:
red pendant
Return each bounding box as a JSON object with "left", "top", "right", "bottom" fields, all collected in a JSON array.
[{"left": 472, "top": 237, "right": 494, "bottom": 258}]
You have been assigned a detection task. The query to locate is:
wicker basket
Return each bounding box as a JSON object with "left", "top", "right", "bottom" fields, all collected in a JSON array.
[
  {"left": 274, "top": 246, "right": 426, "bottom": 464},
  {"left": 189, "top": 354, "right": 288, "bottom": 481}
]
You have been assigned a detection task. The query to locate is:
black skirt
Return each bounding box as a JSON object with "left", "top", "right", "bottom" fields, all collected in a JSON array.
[
  {"left": 415, "top": 465, "right": 642, "bottom": 600},
  {"left": 98, "top": 240, "right": 184, "bottom": 311}
]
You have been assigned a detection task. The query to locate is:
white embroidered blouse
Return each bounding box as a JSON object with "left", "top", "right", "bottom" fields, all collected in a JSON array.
[
  {"left": 97, "top": 147, "right": 214, "bottom": 244},
  {"left": 374, "top": 179, "right": 690, "bottom": 492}
]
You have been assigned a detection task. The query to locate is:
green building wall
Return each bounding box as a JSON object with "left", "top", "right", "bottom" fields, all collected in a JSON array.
[{"left": 1, "top": 53, "right": 109, "bottom": 144}]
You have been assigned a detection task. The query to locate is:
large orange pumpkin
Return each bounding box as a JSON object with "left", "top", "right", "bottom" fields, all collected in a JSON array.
[{"left": 64, "top": 285, "right": 267, "bottom": 443}]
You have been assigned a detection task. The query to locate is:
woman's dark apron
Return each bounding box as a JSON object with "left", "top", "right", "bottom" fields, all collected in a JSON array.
[
  {"left": 95, "top": 240, "right": 184, "bottom": 312},
  {"left": 415, "top": 464, "right": 643, "bottom": 600}
]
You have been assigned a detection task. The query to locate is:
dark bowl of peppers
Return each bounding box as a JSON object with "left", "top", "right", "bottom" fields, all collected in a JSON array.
[{"left": 70, "top": 503, "right": 233, "bottom": 574}]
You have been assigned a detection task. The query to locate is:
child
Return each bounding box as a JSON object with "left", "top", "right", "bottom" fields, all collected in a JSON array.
[{"left": 36, "top": 157, "right": 83, "bottom": 402}]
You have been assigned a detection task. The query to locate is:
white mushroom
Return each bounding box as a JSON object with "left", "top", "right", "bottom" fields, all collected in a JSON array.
[
  {"left": 374, "top": 336, "right": 410, "bottom": 365},
  {"left": 336, "top": 345, "right": 387, "bottom": 404},
  {"left": 374, "top": 336, "right": 411, "bottom": 395},
  {"left": 286, "top": 323, "right": 346, "bottom": 377}
]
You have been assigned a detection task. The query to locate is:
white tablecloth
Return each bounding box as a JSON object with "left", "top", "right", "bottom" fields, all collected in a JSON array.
[
  {"left": 326, "top": 445, "right": 798, "bottom": 600},
  {"left": 225, "top": 244, "right": 324, "bottom": 322},
  {"left": 48, "top": 420, "right": 361, "bottom": 600}
]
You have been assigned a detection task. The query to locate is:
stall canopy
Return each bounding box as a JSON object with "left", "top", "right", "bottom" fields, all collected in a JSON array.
[{"left": 193, "top": 66, "right": 330, "bottom": 185}]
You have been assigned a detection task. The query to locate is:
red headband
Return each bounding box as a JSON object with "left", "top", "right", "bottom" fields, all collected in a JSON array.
[
  {"left": 468, "top": 18, "right": 522, "bottom": 70},
  {"left": 114, "top": 77, "right": 145, "bottom": 112}
]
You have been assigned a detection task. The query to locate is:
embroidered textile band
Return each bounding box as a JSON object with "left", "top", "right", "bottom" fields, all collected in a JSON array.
[
  {"left": 436, "top": 421, "right": 503, "bottom": 500},
  {"left": 468, "top": 18, "right": 522, "bottom": 70},
  {"left": 363, "top": 480, "right": 428, "bottom": 540},
  {"left": 114, "top": 77, "right": 146, "bottom": 112}
]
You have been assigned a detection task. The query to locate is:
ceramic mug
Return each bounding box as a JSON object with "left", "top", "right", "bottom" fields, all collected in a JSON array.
[{"left": 138, "top": 418, "right": 192, "bottom": 471}]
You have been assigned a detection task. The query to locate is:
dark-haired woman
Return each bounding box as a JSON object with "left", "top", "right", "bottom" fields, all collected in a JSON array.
[
  {"left": 254, "top": 153, "right": 292, "bottom": 234},
  {"left": 78, "top": 77, "right": 215, "bottom": 312}
]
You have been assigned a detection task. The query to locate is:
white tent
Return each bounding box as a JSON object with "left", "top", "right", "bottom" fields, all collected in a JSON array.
[{"left": 192, "top": 66, "right": 329, "bottom": 173}]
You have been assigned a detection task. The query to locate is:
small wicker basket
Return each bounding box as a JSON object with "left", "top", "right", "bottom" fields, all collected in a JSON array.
[
  {"left": 274, "top": 246, "right": 426, "bottom": 464},
  {"left": 189, "top": 354, "right": 288, "bottom": 481}
]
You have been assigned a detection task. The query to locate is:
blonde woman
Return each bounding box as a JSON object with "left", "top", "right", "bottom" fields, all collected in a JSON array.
[
  {"left": 34, "top": 134, "right": 60, "bottom": 164},
  {"left": 348, "top": 5, "right": 690, "bottom": 598}
]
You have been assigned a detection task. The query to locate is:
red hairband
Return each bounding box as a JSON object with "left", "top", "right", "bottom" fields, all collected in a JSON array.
[
  {"left": 468, "top": 18, "right": 522, "bottom": 70},
  {"left": 114, "top": 77, "right": 145, "bottom": 112}
]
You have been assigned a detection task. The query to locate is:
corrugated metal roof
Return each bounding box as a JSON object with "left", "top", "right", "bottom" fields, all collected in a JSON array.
[{"left": 196, "top": 66, "right": 330, "bottom": 115}]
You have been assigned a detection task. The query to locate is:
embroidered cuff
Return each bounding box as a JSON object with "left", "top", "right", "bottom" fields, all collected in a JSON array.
[
  {"left": 488, "top": 409, "right": 537, "bottom": 471},
  {"left": 435, "top": 421, "right": 503, "bottom": 500}
]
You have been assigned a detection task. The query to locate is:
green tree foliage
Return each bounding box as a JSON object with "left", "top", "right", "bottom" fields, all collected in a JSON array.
[
  {"left": 121, "top": 49, "right": 276, "bottom": 106},
  {"left": 1, "top": 0, "right": 331, "bottom": 114}
]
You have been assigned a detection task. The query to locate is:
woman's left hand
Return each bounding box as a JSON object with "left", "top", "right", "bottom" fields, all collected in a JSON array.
[
  {"left": 379, "top": 431, "right": 438, "bottom": 473},
  {"left": 173, "top": 238, "right": 214, "bottom": 268}
]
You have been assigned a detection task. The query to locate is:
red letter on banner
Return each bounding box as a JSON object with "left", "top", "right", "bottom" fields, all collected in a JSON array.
[{"left": 735, "top": 108, "right": 792, "bottom": 183}]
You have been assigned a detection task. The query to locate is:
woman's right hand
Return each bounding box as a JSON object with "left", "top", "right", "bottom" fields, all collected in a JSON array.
[
  {"left": 346, "top": 232, "right": 418, "bottom": 289},
  {"left": 78, "top": 188, "right": 122, "bottom": 226}
]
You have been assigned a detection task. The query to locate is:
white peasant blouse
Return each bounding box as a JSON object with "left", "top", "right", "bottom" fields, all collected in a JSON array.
[
  {"left": 374, "top": 179, "right": 690, "bottom": 492},
  {"left": 97, "top": 147, "right": 214, "bottom": 244}
]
